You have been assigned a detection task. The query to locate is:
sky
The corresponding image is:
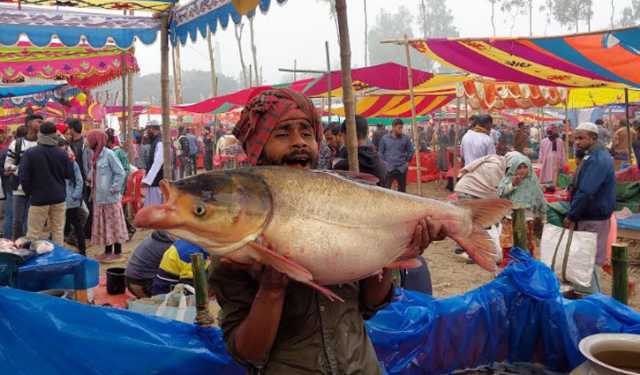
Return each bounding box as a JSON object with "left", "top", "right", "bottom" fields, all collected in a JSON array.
[{"left": 134, "top": 0, "right": 635, "bottom": 85}]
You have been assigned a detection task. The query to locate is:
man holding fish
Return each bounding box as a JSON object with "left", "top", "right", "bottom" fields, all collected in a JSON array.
[{"left": 134, "top": 88, "right": 510, "bottom": 374}]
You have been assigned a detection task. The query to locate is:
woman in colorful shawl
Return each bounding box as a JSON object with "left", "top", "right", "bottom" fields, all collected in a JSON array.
[
  {"left": 86, "top": 130, "right": 129, "bottom": 262},
  {"left": 539, "top": 125, "right": 566, "bottom": 186},
  {"left": 497, "top": 152, "right": 547, "bottom": 256}
]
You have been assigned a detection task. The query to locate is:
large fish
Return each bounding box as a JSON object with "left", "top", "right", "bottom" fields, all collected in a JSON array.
[{"left": 134, "top": 167, "right": 511, "bottom": 301}]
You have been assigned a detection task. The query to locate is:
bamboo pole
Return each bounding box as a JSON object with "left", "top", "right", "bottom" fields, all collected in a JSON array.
[
  {"left": 335, "top": 0, "right": 359, "bottom": 173},
  {"left": 612, "top": 243, "right": 629, "bottom": 305},
  {"left": 160, "top": 14, "right": 172, "bottom": 181},
  {"left": 454, "top": 97, "right": 461, "bottom": 186},
  {"left": 172, "top": 42, "right": 184, "bottom": 127},
  {"left": 190, "top": 253, "right": 214, "bottom": 327},
  {"left": 126, "top": 71, "right": 134, "bottom": 160},
  {"left": 625, "top": 88, "right": 633, "bottom": 165},
  {"left": 206, "top": 32, "right": 218, "bottom": 97},
  {"left": 121, "top": 53, "right": 127, "bottom": 133},
  {"left": 325, "top": 41, "right": 332, "bottom": 125},
  {"left": 404, "top": 34, "right": 422, "bottom": 195}
]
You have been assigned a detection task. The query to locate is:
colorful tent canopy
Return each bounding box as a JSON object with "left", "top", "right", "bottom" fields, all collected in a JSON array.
[
  {"left": 331, "top": 94, "right": 455, "bottom": 118},
  {"left": 410, "top": 26, "right": 640, "bottom": 89},
  {"left": 0, "top": 0, "right": 175, "bottom": 11},
  {"left": 1, "top": 41, "right": 139, "bottom": 89},
  {"left": 0, "top": 6, "right": 160, "bottom": 48},
  {"left": 0, "top": 83, "right": 65, "bottom": 98},
  {"left": 171, "top": 0, "right": 286, "bottom": 45}
]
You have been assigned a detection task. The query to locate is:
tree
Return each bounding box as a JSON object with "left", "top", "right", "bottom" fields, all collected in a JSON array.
[
  {"left": 367, "top": 5, "right": 429, "bottom": 72},
  {"left": 543, "top": 0, "right": 593, "bottom": 32},
  {"left": 620, "top": 0, "right": 640, "bottom": 27},
  {"left": 500, "top": 0, "right": 534, "bottom": 36},
  {"left": 248, "top": 16, "right": 260, "bottom": 85},
  {"left": 417, "top": 0, "right": 459, "bottom": 71},
  {"left": 234, "top": 22, "right": 249, "bottom": 87},
  {"left": 316, "top": 0, "right": 339, "bottom": 39}
]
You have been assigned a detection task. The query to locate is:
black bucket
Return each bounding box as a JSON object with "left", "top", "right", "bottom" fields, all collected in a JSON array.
[{"left": 106, "top": 267, "right": 126, "bottom": 295}]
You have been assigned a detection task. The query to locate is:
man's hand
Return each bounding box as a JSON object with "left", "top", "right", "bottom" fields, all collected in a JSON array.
[
  {"left": 406, "top": 218, "right": 446, "bottom": 258},
  {"left": 563, "top": 217, "right": 575, "bottom": 229},
  {"left": 259, "top": 266, "right": 288, "bottom": 293}
]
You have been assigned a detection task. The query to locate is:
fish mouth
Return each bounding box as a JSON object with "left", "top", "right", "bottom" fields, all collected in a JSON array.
[{"left": 133, "top": 180, "right": 183, "bottom": 229}]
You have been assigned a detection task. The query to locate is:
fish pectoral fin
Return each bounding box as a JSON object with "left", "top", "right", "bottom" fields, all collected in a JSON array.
[
  {"left": 456, "top": 199, "right": 512, "bottom": 228},
  {"left": 247, "top": 242, "right": 345, "bottom": 303},
  {"left": 452, "top": 226, "right": 498, "bottom": 272},
  {"left": 384, "top": 258, "right": 423, "bottom": 270}
]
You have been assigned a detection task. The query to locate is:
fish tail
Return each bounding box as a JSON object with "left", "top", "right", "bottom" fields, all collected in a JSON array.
[
  {"left": 453, "top": 228, "right": 498, "bottom": 272},
  {"left": 455, "top": 198, "right": 512, "bottom": 228},
  {"left": 451, "top": 199, "right": 512, "bottom": 272}
]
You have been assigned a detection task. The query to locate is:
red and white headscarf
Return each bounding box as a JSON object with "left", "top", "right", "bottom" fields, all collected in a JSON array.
[{"left": 232, "top": 88, "right": 322, "bottom": 165}]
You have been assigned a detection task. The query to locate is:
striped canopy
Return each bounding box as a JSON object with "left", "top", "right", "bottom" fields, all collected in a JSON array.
[
  {"left": 0, "top": 0, "right": 175, "bottom": 11},
  {"left": 331, "top": 95, "right": 454, "bottom": 118},
  {"left": 410, "top": 26, "right": 640, "bottom": 89}
]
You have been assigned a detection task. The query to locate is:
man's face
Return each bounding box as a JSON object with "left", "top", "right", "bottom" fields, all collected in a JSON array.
[
  {"left": 260, "top": 119, "right": 319, "bottom": 169},
  {"left": 574, "top": 130, "right": 596, "bottom": 151},
  {"left": 28, "top": 119, "right": 42, "bottom": 132},
  {"left": 392, "top": 124, "right": 403, "bottom": 136},
  {"left": 324, "top": 130, "right": 337, "bottom": 150}
]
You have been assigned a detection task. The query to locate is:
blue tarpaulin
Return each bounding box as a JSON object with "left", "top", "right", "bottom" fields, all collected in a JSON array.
[
  {"left": 618, "top": 213, "right": 640, "bottom": 231},
  {"left": 0, "top": 83, "right": 66, "bottom": 99},
  {"left": 0, "top": 248, "right": 638, "bottom": 374},
  {"left": 16, "top": 245, "right": 99, "bottom": 291}
]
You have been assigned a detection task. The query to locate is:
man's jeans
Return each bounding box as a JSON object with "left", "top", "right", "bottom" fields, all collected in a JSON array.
[
  {"left": 12, "top": 194, "right": 29, "bottom": 240},
  {"left": 3, "top": 190, "right": 13, "bottom": 239},
  {"left": 26, "top": 202, "right": 66, "bottom": 245},
  {"left": 385, "top": 169, "right": 408, "bottom": 192}
]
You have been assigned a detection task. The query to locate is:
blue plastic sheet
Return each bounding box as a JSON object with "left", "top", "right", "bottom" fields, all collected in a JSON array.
[
  {"left": 617, "top": 213, "right": 640, "bottom": 230},
  {"left": 0, "top": 248, "right": 638, "bottom": 374},
  {"left": 16, "top": 245, "right": 99, "bottom": 291}
]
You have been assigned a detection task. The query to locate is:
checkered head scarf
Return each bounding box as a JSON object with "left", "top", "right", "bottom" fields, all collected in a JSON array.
[{"left": 233, "top": 88, "right": 322, "bottom": 166}]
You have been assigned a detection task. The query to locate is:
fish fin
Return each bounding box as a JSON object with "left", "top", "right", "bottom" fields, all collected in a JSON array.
[
  {"left": 453, "top": 227, "right": 498, "bottom": 272},
  {"left": 384, "top": 258, "right": 423, "bottom": 270},
  {"left": 456, "top": 199, "right": 512, "bottom": 228},
  {"left": 247, "top": 242, "right": 345, "bottom": 302}
]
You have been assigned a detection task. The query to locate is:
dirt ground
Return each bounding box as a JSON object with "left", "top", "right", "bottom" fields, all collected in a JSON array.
[{"left": 85, "top": 180, "right": 639, "bottom": 311}]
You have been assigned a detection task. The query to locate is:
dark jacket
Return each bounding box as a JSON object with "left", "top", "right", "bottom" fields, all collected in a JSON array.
[
  {"left": 567, "top": 146, "right": 616, "bottom": 222},
  {"left": 19, "top": 144, "right": 73, "bottom": 206},
  {"left": 125, "top": 231, "right": 174, "bottom": 281},
  {"left": 334, "top": 145, "right": 387, "bottom": 186}
]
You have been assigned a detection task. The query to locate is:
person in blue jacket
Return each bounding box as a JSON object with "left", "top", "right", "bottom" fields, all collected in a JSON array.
[{"left": 563, "top": 122, "right": 615, "bottom": 293}]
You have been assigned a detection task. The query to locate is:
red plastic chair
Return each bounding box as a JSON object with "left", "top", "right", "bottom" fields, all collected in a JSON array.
[{"left": 122, "top": 169, "right": 145, "bottom": 215}]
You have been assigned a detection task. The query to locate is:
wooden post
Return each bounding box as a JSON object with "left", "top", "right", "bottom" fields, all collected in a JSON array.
[
  {"left": 404, "top": 34, "right": 422, "bottom": 195},
  {"left": 325, "top": 41, "right": 332, "bottom": 125},
  {"left": 160, "top": 13, "right": 172, "bottom": 181},
  {"left": 454, "top": 97, "right": 461, "bottom": 186},
  {"left": 190, "top": 253, "right": 214, "bottom": 327},
  {"left": 172, "top": 42, "right": 184, "bottom": 128},
  {"left": 625, "top": 88, "right": 633, "bottom": 165},
  {"left": 121, "top": 53, "right": 127, "bottom": 133},
  {"left": 612, "top": 244, "right": 629, "bottom": 305},
  {"left": 126, "top": 71, "right": 135, "bottom": 161},
  {"left": 335, "top": 0, "right": 359, "bottom": 173},
  {"left": 293, "top": 59, "right": 297, "bottom": 81},
  {"left": 206, "top": 32, "right": 218, "bottom": 97},
  {"left": 512, "top": 207, "right": 528, "bottom": 251}
]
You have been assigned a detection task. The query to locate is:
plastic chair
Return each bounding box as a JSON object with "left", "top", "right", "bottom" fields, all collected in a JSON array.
[{"left": 122, "top": 169, "right": 145, "bottom": 215}]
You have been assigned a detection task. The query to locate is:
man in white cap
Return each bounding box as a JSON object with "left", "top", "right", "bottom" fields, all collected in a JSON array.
[
  {"left": 563, "top": 122, "right": 615, "bottom": 293},
  {"left": 141, "top": 121, "right": 164, "bottom": 206}
]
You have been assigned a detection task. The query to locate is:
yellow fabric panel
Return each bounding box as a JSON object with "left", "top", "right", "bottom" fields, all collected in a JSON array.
[
  {"left": 566, "top": 88, "right": 640, "bottom": 109},
  {"left": 158, "top": 246, "right": 193, "bottom": 280},
  {"left": 231, "top": 0, "right": 261, "bottom": 14}
]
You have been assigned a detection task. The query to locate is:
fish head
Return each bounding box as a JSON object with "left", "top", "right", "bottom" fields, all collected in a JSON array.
[{"left": 134, "top": 171, "right": 273, "bottom": 255}]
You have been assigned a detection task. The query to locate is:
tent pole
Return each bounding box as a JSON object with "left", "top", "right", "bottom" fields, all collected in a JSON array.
[
  {"left": 121, "top": 53, "right": 127, "bottom": 133},
  {"left": 564, "top": 100, "right": 569, "bottom": 161},
  {"left": 325, "top": 41, "right": 332, "bottom": 125},
  {"left": 625, "top": 88, "right": 633, "bottom": 164},
  {"left": 126, "top": 71, "right": 135, "bottom": 161},
  {"left": 160, "top": 13, "right": 172, "bottom": 181},
  {"left": 404, "top": 34, "right": 422, "bottom": 195},
  {"left": 335, "top": 0, "right": 359, "bottom": 173},
  {"left": 454, "top": 96, "right": 461, "bottom": 186},
  {"left": 206, "top": 32, "right": 218, "bottom": 97}
]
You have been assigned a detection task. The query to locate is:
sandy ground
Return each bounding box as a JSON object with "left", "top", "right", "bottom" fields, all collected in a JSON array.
[{"left": 80, "top": 179, "right": 639, "bottom": 311}]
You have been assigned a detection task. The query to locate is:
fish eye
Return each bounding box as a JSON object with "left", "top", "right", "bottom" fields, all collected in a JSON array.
[{"left": 193, "top": 202, "right": 207, "bottom": 217}]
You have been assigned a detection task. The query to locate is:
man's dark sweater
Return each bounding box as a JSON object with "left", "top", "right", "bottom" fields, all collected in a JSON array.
[
  {"left": 334, "top": 145, "right": 387, "bottom": 186},
  {"left": 19, "top": 143, "right": 73, "bottom": 206}
]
